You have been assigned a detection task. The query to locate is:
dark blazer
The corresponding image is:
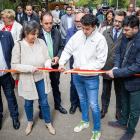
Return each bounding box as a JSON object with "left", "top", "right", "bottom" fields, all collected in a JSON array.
[
  {"left": 66, "top": 26, "right": 77, "bottom": 69},
  {"left": 38, "top": 27, "right": 64, "bottom": 77},
  {"left": 15, "top": 12, "right": 24, "bottom": 23},
  {"left": 102, "top": 26, "right": 123, "bottom": 80},
  {"left": 0, "top": 31, "right": 14, "bottom": 69},
  {"left": 20, "top": 13, "right": 40, "bottom": 25},
  {"left": 113, "top": 29, "right": 140, "bottom": 91}
]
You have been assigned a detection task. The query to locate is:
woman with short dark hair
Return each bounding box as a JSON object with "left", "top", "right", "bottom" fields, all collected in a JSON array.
[
  {"left": 11, "top": 20, "right": 55, "bottom": 136},
  {"left": 98, "top": 10, "right": 114, "bottom": 34}
]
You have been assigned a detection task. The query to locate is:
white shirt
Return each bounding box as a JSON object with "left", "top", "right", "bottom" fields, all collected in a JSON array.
[
  {"left": 27, "top": 17, "right": 31, "bottom": 21},
  {"left": 113, "top": 27, "right": 123, "bottom": 38},
  {"left": 17, "top": 13, "right": 23, "bottom": 21},
  {"left": 0, "top": 41, "right": 8, "bottom": 76},
  {"left": 43, "top": 29, "right": 53, "bottom": 45},
  {"left": 67, "top": 15, "right": 73, "bottom": 29},
  {"left": 55, "top": 10, "right": 59, "bottom": 17},
  {"left": 59, "top": 28, "right": 108, "bottom": 76}
]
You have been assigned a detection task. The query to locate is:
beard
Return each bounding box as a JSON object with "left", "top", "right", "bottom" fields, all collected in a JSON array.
[{"left": 76, "top": 25, "right": 82, "bottom": 30}]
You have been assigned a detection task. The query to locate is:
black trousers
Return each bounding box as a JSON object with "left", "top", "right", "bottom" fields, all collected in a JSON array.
[
  {"left": 101, "top": 78, "right": 122, "bottom": 111},
  {"left": 50, "top": 72, "right": 61, "bottom": 107},
  {"left": 0, "top": 73, "right": 19, "bottom": 120}
]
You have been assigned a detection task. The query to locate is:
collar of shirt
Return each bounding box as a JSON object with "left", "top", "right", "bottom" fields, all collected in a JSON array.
[
  {"left": 67, "top": 14, "right": 72, "bottom": 18},
  {"left": 42, "top": 29, "right": 53, "bottom": 44},
  {"left": 113, "top": 27, "right": 123, "bottom": 38},
  {"left": 22, "top": 39, "right": 36, "bottom": 46}
]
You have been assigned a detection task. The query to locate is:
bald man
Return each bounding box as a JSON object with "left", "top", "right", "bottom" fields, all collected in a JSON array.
[
  {"left": 66, "top": 13, "right": 84, "bottom": 114},
  {"left": 128, "top": 4, "right": 135, "bottom": 15}
]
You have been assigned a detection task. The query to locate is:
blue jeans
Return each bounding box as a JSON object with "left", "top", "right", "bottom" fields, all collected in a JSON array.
[
  {"left": 53, "top": 25, "right": 60, "bottom": 30},
  {"left": 24, "top": 79, "right": 51, "bottom": 123},
  {"left": 73, "top": 75, "right": 100, "bottom": 131}
]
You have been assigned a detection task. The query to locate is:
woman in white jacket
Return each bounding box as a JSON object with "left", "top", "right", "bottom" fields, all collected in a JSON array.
[{"left": 1, "top": 9, "right": 22, "bottom": 43}]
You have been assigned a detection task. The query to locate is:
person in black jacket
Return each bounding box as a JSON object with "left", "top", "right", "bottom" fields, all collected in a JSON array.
[
  {"left": 20, "top": 5, "right": 40, "bottom": 26},
  {"left": 0, "top": 31, "right": 20, "bottom": 130},
  {"left": 38, "top": 12, "right": 67, "bottom": 118}
]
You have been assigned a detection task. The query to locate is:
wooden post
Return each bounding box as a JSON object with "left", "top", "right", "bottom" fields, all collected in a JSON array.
[
  {"left": 46, "top": 0, "right": 48, "bottom": 11},
  {"left": 130, "top": 0, "right": 135, "bottom": 7}
]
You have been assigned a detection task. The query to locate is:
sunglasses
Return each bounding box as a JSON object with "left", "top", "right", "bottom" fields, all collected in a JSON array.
[{"left": 103, "top": 10, "right": 108, "bottom": 12}]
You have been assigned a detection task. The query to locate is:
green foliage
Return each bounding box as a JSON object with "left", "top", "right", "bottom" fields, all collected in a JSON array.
[
  {"left": 77, "top": 0, "right": 100, "bottom": 8},
  {"left": 0, "top": 0, "right": 22, "bottom": 11}
]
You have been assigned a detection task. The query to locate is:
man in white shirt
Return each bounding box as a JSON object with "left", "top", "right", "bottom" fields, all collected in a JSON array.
[
  {"left": 51, "top": 5, "right": 60, "bottom": 30},
  {"left": 59, "top": 14, "right": 108, "bottom": 140}
]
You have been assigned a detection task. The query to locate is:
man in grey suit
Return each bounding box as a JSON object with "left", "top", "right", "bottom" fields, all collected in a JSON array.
[
  {"left": 101, "top": 11, "right": 126, "bottom": 120},
  {"left": 60, "top": 6, "right": 75, "bottom": 46},
  {"left": 51, "top": 4, "right": 60, "bottom": 30}
]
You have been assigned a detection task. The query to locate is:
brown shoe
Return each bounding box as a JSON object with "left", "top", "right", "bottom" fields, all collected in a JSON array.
[
  {"left": 46, "top": 123, "right": 55, "bottom": 135},
  {"left": 116, "top": 110, "right": 121, "bottom": 120},
  {"left": 25, "top": 121, "right": 33, "bottom": 135},
  {"left": 101, "top": 108, "right": 108, "bottom": 119}
]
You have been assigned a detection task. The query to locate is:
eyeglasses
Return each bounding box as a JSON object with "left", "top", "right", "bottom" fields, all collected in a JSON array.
[
  {"left": 75, "top": 20, "right": 81, "bottom": 23},
  {"left": 114, "top": 20, "right": 122, "bottom": 24},
  {"left": 103, "top": 10, "right": 108, "bottom": 12}
]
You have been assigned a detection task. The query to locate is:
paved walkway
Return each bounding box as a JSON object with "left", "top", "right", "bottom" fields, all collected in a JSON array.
[{"left": 0, "top": 63, "right": 140, "bottom": 140}]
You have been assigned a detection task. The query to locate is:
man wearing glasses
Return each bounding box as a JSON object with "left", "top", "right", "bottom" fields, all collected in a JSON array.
[
  {"left": 97, "top": 5, "right": 110, "bottom": 27},
  {"left": 101, "top": 11, "right": 126, "bottom": 120},
  {"left": 66, "top": 13, "right": 84, "bottom": 114}
]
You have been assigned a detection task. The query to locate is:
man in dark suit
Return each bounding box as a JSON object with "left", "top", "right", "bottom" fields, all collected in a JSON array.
[
  {"left": 20, "top": 5, "right": 40, "bottom": 26},
  {"left": 38, "top": 12, "right": 67, "bottom": 117},
  {"left": 101, "top": 11, "right": 126, "bottom": 120},
  {"left": 66, "top": 13, "right": 84, "bottom": 114},
  {"left": 15, "top": 5, "right": 24, "bottom": 23},
  {"left": 107, "top": 16, "right": 140, "bottom": 140},
  {"left": 0, "top": 31, "right": 20, "bottom": 130}
]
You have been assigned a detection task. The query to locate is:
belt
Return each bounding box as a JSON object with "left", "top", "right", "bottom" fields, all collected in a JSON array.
[{"left": 0, "top": 73, "right": 8, "bottom": 77}]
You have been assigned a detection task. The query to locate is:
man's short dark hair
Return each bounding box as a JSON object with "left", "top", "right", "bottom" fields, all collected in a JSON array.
[
  {"left": 25, "top": 5, "right": 33, "bottom": 10},
  {"left": 16, "top": 5, "right": 22, "bottom": 10},
  {"left": 115, "top": 10, "right": 126, "bottom": 17},
  {"left": 42, "top": 6, "right": 46, "bottom": 9},
  {"left": 122, "top": 15, "right": 139, "bottom": 29},
  {"left": 80, "top": 14, "right": 98, "bottom": 27},
  {"left": 64, "top": 3, "right": 68, "bottom": 6},
  {"left": 40, "top": 12, "right": 53, "bottom": 21},
  {"left": 66, "top": 6, "right": 72, "bottom": 10},
  {"left": 84, "top": 4, "right": 89, "bottom": 7},
  {"left": 55, "top": 4, "right": 59, "bottom": 7}
]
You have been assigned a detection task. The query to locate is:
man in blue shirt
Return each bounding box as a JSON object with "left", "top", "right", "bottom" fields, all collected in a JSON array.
[{"left": 66, "top": 13, "right": 84, "bottom": 114}]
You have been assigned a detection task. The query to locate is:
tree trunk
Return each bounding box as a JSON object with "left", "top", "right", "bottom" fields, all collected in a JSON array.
[{"left": 130, "top": 0, "right": 135, "bottom": 7}]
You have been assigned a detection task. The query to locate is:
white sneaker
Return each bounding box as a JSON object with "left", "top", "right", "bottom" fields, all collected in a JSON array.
[
  {"left": 91, "top": 131, "right": 101, "bottom": 140},
  {"left": 74, "top": 121, "right": 89, "bottom": 132}
]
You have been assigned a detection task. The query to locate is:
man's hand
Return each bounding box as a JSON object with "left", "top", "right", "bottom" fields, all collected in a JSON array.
[
  {"left": 32, "top": 66, "right": 38, "bottom": 73},
  {"left": 51, "top": 57, "right": 59, "bottom": 66},
  {"left": 106, "top": 69, "right": 114, "bottom": 78},
  {"left": 112, "top": 67, "right": 118, "bottom": 70},
  {"left": 72, "top": 67, "right": 80, "bottom": 75},
  {"left": 58, "top": 65, "right": 66, "bottom": 71}
]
